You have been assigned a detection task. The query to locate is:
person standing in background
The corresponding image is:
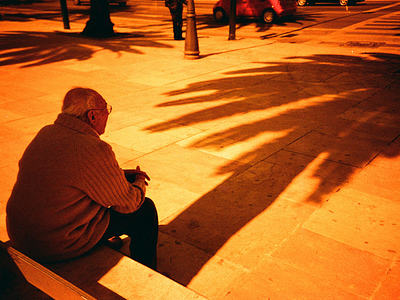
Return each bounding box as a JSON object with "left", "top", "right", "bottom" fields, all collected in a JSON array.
[{"left": 165, "top": 0, "right": 187, "bottom": 40}]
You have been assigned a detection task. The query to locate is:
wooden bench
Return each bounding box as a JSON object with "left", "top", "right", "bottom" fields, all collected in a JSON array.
[{"left": 0, "top": 240, "right": 206, "bottom": 300}]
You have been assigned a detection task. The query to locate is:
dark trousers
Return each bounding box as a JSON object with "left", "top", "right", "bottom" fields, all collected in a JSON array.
[
  {"left": 170, "top": 7, "right": 183, "bottom": 39},
  {"left": 100, "top": 198, "right": 158, "bottom": 270}
]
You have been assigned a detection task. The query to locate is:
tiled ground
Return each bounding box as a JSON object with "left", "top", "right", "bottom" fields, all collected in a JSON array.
[{"left": 1, "top": 9, "right": 400, "bottom": 300}]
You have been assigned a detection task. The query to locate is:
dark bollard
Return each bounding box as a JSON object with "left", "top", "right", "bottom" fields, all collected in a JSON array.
[
  {"left": 184, "top": 0, "right": 200, "bottom": 59},
  {"left": 60, "top": 0, "right": 70, "bottom": 29},
  {"left": 228, "top": 0, "right": 236, "bottom": 40}
]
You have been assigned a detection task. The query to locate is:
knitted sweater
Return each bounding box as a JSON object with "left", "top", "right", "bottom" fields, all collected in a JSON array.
[{"left": 6, "top": 113, "right": 146, "bottom": 262}]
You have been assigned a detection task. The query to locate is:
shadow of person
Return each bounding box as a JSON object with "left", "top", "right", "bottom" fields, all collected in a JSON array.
[
  {"left": 43, "top": 245, "right": 128, "bottom": 300},
  {"left": 0, "top": 241, "right": 127, "bottom": 300}
]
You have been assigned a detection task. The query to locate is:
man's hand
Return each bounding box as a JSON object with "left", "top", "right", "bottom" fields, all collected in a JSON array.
[{"left": 125, "top": 166, "right": 150, "bottom": 185}]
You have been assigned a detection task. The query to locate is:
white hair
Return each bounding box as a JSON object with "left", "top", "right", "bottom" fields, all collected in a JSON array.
[{"left": 62, "top": 87, "right": 103, "bottom": 120}]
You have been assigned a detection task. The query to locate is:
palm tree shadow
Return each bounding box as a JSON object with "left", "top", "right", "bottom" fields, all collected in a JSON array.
[
  {"left": 147, "top": 52, "right": 400, "bottom": 286},
  {"left": 0, "top": 30, "right": 172, "bottom": 67}
]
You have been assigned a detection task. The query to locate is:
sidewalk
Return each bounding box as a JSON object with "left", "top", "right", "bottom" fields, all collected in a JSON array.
[{"left": 1, "top": 6, "right": 400, "bottom": 299}]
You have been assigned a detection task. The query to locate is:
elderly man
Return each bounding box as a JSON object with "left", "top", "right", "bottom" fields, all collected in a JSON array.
[{"left": 6, "top": 87, "right": 158, "bottom": 270}]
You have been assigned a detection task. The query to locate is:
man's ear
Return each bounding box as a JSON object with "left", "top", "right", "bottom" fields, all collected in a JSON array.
[{"left": 87, "top": 110, "right": 97, "bottom": 125}]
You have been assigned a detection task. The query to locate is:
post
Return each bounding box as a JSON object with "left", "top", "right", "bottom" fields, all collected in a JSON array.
[
  {"left": 81, "top": 0, "right": 114, "bottom": 38},
  {"left": 184, "top": 0, "right": 200, "bottom": 59},
  {"left": 59, "top": 0, "right": 70, "bottom": 29},
  {"left": 228, "top": 0, "right": 236, "bottom": 40}
]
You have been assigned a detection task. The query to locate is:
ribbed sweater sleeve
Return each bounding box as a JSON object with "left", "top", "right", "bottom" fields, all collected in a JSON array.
[{"left": 76, "top": 130, "right": 146, "bottom": 214}]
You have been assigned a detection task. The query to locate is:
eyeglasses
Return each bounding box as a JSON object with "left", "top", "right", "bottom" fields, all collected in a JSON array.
[{"left": 90, "top": 103, "right": 112, "bottom": 115}]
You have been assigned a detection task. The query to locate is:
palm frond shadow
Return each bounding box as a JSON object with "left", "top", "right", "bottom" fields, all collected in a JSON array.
[
  {"left": 0, "top": 30, "right": 172, "bottom": 67},
  {"left": 149, "top": 52, "right": 400, "bottom": 285}
]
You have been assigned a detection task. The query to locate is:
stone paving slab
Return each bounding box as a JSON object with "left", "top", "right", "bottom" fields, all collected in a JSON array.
[
  {"left": 373, "top": 259, "right": 400, "bottom": 300},
  {"left": 303, "top": 187, "right": 400, "bottom": 260},
  {"left": 270, "top": 227, "right": 391, "bottom": 298},
  {"left": 223, "top": 256, "right": 367, "bottom": 300}
]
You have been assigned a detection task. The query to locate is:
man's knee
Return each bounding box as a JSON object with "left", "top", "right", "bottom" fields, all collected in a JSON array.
[
  {"left": 143, "top": 197, "right": 156, "bottom": 211},
  {"left": 141, "top": 198, "right": 158, "bottom": 222}
]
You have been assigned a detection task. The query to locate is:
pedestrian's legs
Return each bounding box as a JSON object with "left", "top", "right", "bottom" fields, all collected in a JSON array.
[
  {"left": 176, "top": 11, "right": 183, "bottom": 39},
  {"left": 171, "top": 9, "right": 183, "bottom": 39},
  {"left": 100, "top": 198, "right": 158, "bottom": 270}
]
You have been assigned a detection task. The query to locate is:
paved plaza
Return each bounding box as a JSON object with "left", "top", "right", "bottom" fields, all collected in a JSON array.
[{"left": 0, "top": 4, "right": 400, "bottom": 299}]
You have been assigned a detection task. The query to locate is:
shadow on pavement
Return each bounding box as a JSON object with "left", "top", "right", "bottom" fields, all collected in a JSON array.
[
  {"left": 147, "top": 52, "right": 400, "bottom": 285},
  {"left": 0, "top": 30, "right": 173, "bottom": 67}
]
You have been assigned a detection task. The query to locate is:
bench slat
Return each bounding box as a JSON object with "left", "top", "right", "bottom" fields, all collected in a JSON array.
[
  {"left": 1, "top": 240, "right": 207, "bottom": 300},
  {"left": 0, "top": 241, "right": 96, "bottom": 300}
]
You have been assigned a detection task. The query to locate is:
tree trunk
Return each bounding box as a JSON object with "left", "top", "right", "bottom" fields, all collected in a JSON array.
[{"left": 81, "top": 0, "right": 114, "bottom": 38}]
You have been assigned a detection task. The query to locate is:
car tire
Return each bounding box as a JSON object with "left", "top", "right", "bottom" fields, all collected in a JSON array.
[
  {"left": 262, "top": 9, "right": 275, "bottom": 23},
  {"left": 214, "top": 8, "right": 227, "bottom": 22},
  {"left": 297, "top": 0, "right": 307, "bottom": 6},
  {"left": 73, "top": 0, "right": 81, "bottom": 5}
]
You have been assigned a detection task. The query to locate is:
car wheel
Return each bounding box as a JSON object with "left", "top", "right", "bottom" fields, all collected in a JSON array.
[
  {"left": 339, "top": 0, "right": 348, "bottom": 5},
  {"left": 73, "top": 0, "right": 81, "bottom": 5},
  {"left": 262, "top": 9, "right": 275, "bottom": 23},
  {"left": 297, "top": 0, "right": 307, "bottom": 6},
  {"left": 119, "top": 2, "right": 127, "bottom": 6},
  {"left": 214, "top": 8, "right": 227, "bottom": 22}
]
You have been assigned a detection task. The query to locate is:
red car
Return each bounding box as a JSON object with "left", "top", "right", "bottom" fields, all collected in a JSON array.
[
  {"left": 297, "top": 0, "right": 359, "bottom": 5},
  {"left": 213, "top": 0, "right": 297, "bottom": 23}
]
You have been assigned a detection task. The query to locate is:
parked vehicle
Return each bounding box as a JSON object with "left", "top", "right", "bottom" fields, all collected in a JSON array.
[
  {"left": 213, "top": 0, "right": 297, "bottom": 24},
  {"left": 73, "top": 0, "right": 127, "bottom": 6},
  {"left": 297, "top": 0, "right": 358, "bottom": 6}
]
